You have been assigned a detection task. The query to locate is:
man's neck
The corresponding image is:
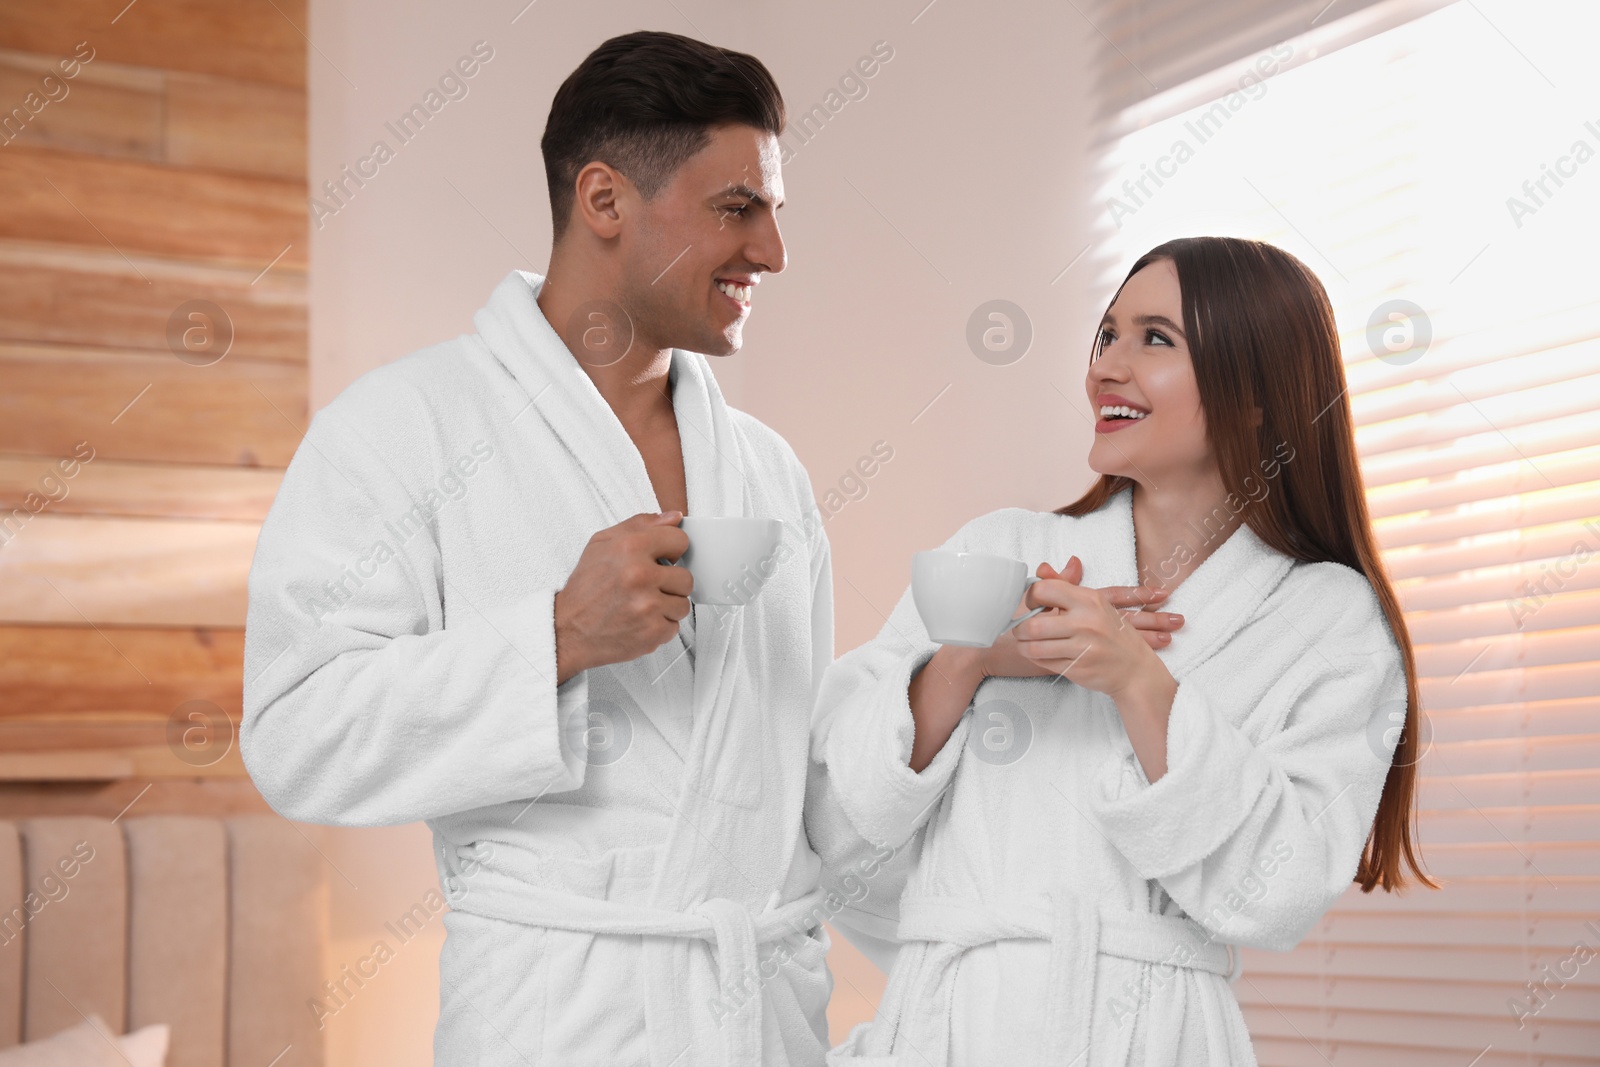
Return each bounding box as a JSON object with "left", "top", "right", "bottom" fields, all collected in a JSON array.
[{"left": 536, "top": 269, "right": 674, "bottom": 428}]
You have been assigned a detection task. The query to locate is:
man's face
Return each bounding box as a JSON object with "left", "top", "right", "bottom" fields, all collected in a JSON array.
[{"left": 617, "top": 123, "right": 786, "bottom": 357}]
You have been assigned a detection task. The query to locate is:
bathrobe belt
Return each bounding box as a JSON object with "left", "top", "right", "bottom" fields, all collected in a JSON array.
[
  {"left": 881, "top": 892, "right": 1238, "bottom": 1067},
  {"left": 443, "top": 864, "right": 828, "bottom": 1067}
]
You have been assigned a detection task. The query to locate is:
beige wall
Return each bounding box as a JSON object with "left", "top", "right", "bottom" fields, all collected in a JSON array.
[{"left": 309, "top": 0, "right": 1100, "bottom": 1060}]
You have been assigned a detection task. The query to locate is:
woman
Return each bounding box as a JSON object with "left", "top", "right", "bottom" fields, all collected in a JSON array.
[{"left": 809, "top": 237, "right": 1436, "bottom": 1066}]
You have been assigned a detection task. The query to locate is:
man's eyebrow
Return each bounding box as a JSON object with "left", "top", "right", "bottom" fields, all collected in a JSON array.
[
  {"left": 716, "top": 183, "right": 784, "bottom": 210},
  {"left": 1101, "top": 311, "right": 1185, "bottom": 338}
]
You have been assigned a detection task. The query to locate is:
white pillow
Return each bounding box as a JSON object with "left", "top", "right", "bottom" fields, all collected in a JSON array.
[{"left": 0, "top": 1014, "right": 168, "bottom": 1067}]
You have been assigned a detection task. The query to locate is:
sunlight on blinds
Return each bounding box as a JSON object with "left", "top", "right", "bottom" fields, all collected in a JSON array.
[{"left": 1089, "top": 1, "right": 1600, "bottom": 1063}]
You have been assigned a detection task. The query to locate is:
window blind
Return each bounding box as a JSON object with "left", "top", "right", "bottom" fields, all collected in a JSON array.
[
  {"left": 1087, "top": 2, "right": 1600, "bottom": 1063},
  {"left": 1084, "top": 0, "right": 1453, "bottom": 124}
]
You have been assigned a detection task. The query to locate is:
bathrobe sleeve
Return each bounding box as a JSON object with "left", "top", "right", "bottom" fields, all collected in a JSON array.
[
  {"left": 798, "top": 506, "right": 920, "bottom": 973},
  {"left": 808, "top": 505, "right": 835, "bottom": 712},
  {"left": 804, "top": 510, "right": 1022, "bottom": 970},
  {"left": 241, "top": 396, "right": 589, "bottom": 828},
  {"left": 1087, "top": 564, "right": 1410, "bottom": 952}
]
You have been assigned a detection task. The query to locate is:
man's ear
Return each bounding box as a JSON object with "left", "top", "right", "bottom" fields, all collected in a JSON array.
[{"left": 572, "top": 161, "right": 627, "bottom": 240}]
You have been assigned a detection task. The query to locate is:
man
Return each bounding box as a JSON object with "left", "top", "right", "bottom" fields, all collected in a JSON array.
[{"left": 243, "top": 30, "right": 850, "bottom": 1066}]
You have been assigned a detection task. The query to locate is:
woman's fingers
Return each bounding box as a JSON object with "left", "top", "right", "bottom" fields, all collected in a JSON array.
[
  {"left": 1024, "top": 565, "right": 1179, "bottom": 653},
  {"left": 1038, "top": 557, "right": 1085, "bottom": 585},
  {"left": 1037, "top": 560, "right": 1164, "bottom": 610},
  {"left": 1098, "top": 584, "right": 1170, "bottom": 609},
  {"left": 1014, "top": 635, "right": 1096, "bottom": 664},
  {"left": 1025, "top": 577, "right": 1097, "bottom": 612},
  {"left": 1016, "top": 601, "right": 1182, "bottom": 652},
  {"left": 1112, "top": 605, "right": 1182, "bottom": 649},
  {"left": 1122, "top": 610, "right": 1184, "bottom": 632},
  {"left": 1135, "top": 628, "right": 1173, "bottom": 650}
]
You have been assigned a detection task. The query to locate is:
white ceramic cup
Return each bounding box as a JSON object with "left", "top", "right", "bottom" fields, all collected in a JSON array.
[
  {"left": 673, "top": 516, "right": 785, "bottom": 605},
  {"left": 911, "top": 550, "right": 1048, "bottom": 647}
]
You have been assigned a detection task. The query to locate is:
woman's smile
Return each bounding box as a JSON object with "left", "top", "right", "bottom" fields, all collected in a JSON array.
[{"left": 1094, "top": 392, "right": 1151, "bottom": 433}]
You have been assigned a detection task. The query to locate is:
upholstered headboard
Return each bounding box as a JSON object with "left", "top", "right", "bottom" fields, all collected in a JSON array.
[{"left": 0, "top": 816, "right": 326, "bottom": 1067}]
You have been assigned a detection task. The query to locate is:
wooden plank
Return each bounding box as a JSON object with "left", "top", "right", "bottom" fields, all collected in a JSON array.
[
  {"left": 0, "top": 750, "right": 132, "bottom": 779},
  {"left": 0, "top": 48, "right": 163, "bottom": 159},
  {"left": 165, "top": 72, "right": 305, "bottom": 180},
  {"left": 0, "top": 343, "right": 306, "bottom": 466},
  {"left": 0, "top": 0, "right": 306, "bottom": 90},
  {"left": 0, "top": 514, "right": 256, "bottom": 626},
  {"left": 0, "top": 53, "right": 305, "bottom": 179},
  {"left": 0, "top": 239, "right": 306, "bottom": 362},
  {"left": 0, "top": 146, "right": 306, "bottom": 269},
  {"left": 0, "top": 746, "right": 246, "bottom": 780},
  {"left": 0, "top": 778, "right": 273, "bottom": 820},
  {"left": 1, "top": 716, "right": 209, "bottom": 751},
  {"left": 0, "top": 454, "right": 283, "bottom": 520},
  {"left": 0, "top": 625, "right": 244, "bottom": 718},
  {"left": 0, "top": 721, "right": 243, "bottom": 785}
]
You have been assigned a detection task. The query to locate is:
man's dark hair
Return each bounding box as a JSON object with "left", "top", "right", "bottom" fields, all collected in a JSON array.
[{"left": 541, "top": 31, "right": 786, "bottom": 242}]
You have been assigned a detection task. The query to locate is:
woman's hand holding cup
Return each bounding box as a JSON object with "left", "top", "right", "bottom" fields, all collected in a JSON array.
[{"left": 973, "top": 558, "right": 1184, "bottom": 690}]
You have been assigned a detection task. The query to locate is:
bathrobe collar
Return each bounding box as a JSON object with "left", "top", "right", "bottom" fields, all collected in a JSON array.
[
  {"left": 472, "top": 270, "right": 767, "bottom": 818},
  {"left": 1082, "top": 484, "right": 1298, "bottom": 678},
  {"left": 471, "top": 269, "right": 753, "bottom": 525}
]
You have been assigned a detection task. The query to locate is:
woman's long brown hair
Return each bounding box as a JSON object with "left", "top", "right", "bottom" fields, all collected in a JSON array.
[{"left": 1059, "top": 237, "right": 1437, "bottom": 893}]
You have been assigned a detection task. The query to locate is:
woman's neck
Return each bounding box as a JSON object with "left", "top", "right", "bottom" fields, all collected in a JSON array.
[{"left": 1129, "top": 473, "right": 1246, "bottom": 593}]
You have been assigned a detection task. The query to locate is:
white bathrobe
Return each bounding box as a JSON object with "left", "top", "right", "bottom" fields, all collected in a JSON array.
[
  {"left": 809, "top": 487, "right": 1407, "bottom": 1066},
  {"left": 242, "top": 270, "right": 840, "bottom": 1066}
]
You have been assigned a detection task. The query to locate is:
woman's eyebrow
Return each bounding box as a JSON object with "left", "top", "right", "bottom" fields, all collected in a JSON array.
[
  {"left": 1133, "top": 313, "right": 1186, "bottom": 338},
  {"left": 1099, "top": 312, "right": 1185, "bottom": 338}
]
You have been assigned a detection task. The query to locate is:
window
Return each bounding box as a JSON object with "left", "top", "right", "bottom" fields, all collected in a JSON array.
[{"left": 1090, "top": 2, "right": 1600, "bottom": 1062}]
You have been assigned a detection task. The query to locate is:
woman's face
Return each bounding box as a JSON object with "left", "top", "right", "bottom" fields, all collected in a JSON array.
[{"left": 1084, "top": 257, "right": 1213, "bottom": 487}]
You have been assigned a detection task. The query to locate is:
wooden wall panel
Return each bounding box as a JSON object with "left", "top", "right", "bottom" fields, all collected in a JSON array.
[
  {"left": 0, "top": 746, "right": 246, "bottom": 781},
  {"left": 0, "top": 623, "right": 258, "bottom": 781},
  {"left": 0, "top": 344, "right": 306, "bottom": 466},
  {"left": 0, "top": 52, "right": 305, "bottom": 180},
  {"left": 0, "top": 515, "right": 257, "bottom": 626},
  {"left": 0, "top": 625, "right": 244, "bottom": 719},
  {"left": 1, "top": 0, "right": 305, "bottom": 789},
  {"left": 0, "top": 779, "right": 274, "bottom": 820},
  {"left": 0, "top": 241, "right": 306, "bottom": 362},
  {"left": 165, "top": 72, "right": 306, "bottom": 180},
  {"left": 0, "top": 147, "right": 305, "bottom": 269},
  {"left": 0, "top": 0, "right": 306, "bottom": 89},
  {"left": 0, "top": 48, "right": 163, "bottom": 160},
  {"left": 0, "top": 455, "right": 282, "bottom": 521}
]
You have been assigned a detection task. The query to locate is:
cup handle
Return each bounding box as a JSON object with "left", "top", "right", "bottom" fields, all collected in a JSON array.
[{"left": 1001, "top": 575, "right": 1047, "bottom": 633}]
